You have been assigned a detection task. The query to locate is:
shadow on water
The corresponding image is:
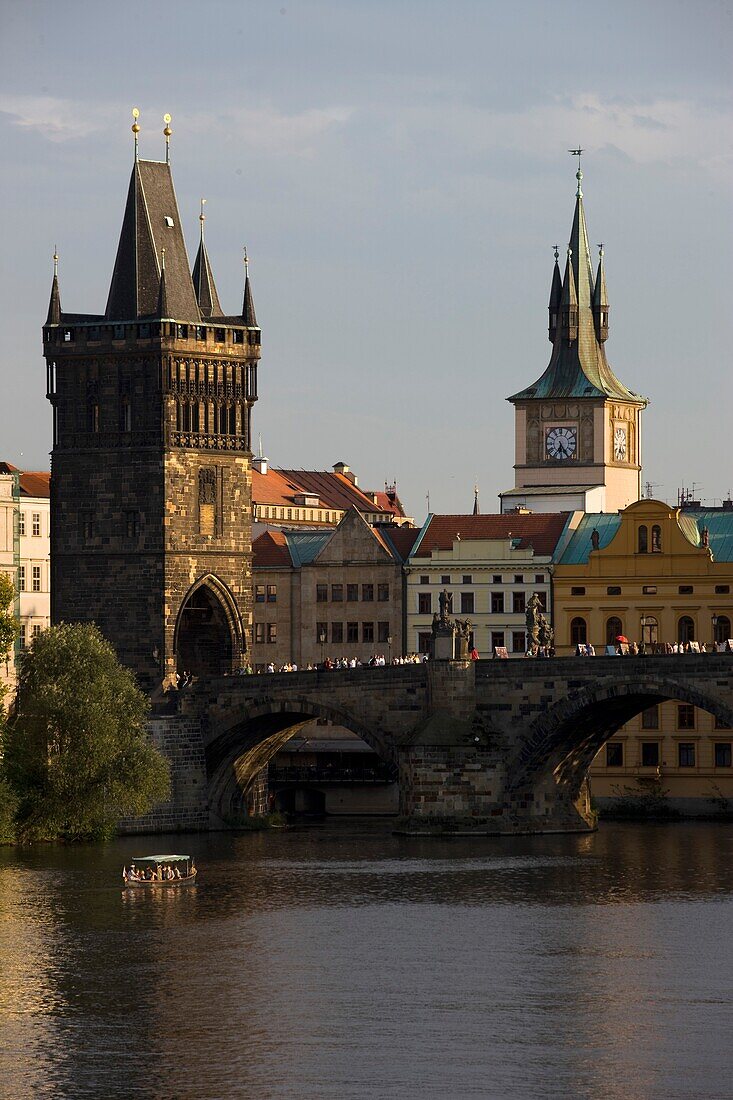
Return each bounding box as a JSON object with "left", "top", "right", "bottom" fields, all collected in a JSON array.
[{"left": 1, "top": 821, "right": 732, "bottom": 1100}]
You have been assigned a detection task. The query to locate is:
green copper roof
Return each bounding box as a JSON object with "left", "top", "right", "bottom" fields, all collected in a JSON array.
[
  {"left": 556, "top": 513, "right": 621, "bottom": 564},
  {"left": 510, "top": 186, "right": 647, "bottom": 406}
]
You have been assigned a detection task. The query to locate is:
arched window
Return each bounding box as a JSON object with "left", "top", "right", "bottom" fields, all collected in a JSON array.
[
  {"left": 678, "top": 616, "right": 695, "bottom": 644},
  {"left": 651, "top": 525, "right": 662, "bottom": 552},
  {"left": 638, "top": 525, "right": 648, "bottom": 554},
  {"left": 606, "top": 617, "right": 623, "bottom": 645},
  {"left": 571, "top": 617, "right": 587, "bottom": 645},
  {"left": 714, "top": 616, "right": 731, "bottom": 644}
]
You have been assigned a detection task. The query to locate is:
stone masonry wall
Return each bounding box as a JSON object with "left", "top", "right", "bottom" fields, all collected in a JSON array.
[{"left": 118, "top": 716, "right": 209, "bottom": 835}]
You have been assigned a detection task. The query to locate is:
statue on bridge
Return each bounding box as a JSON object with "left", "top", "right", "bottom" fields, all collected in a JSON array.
[
  {"left": 431, "top": 590, "right": 470, "bottom": 660},
  {"left": 438, "top": 588, "right": 453, "bottom": 624},
  {"left": 525, "top": 592, "right": 554, "bottom": 656}
]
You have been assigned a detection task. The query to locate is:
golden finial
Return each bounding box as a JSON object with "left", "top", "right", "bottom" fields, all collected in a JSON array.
[
  {"left": 163, "top": 113, "right": 172, "bottom": 164},
  {"left": 199, "top": 197, "right": 207, "bottom": 238},
  {"left": 132, "top": 107, "right": 140, "bottom": 159},
  {"left": 53, "top": 246, "right": 59, "bottom": 277}
]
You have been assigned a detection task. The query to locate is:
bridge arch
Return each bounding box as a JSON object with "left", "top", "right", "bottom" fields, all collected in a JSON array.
[
  {"left": 205, "top": 695, "right": 395, "bottom": 824},
  {"left": 511, "top": 673, "right": 733, "bottom": 799},
  {"left": 173, "top": 574, "right": 245, "bottom": 678}
]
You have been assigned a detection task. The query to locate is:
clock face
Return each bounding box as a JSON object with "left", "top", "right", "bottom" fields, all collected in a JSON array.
[
  {"left": 614, "top": 426, "right": 627, "bottom": 461},
  {"left": 545, "top": 426, "right": 577, "bottom": 461}
]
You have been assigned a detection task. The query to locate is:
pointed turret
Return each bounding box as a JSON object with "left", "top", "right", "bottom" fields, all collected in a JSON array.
[
  {"left": 547, "top": 249, "right": 562, "bottom": 343},
  {"left": 192, "top": 200, "right": 224, "bottom": 318},
  {"left": 157, "top": 252, "right": 170, "bottom": 319},
  {"left": 593, "top": 245, "right": 609, "bottom": 342},
  {"left": 560, "top": 247, "right": 578, "bottom": 342},
  {"left": 46, "top": 251, "right": 61, "bottom": 325},
  {"left": 242, "top": 248, "right": 257, "bottom": 326}
]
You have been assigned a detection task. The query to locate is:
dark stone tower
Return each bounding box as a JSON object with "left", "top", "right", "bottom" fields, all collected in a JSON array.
[{"left": 43, "top": 125, "right": 260, "bottom": 693}]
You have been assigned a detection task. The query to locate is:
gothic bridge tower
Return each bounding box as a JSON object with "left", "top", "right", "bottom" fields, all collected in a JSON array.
[
  {"left": 500, "top": 159, "right": 647, "bottom": 514},
  {"left": 43, "top": 116, "right": 261, "bottom": 692}
]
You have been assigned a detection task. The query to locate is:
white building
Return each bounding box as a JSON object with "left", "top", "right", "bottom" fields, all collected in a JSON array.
[{"left": 0, "top": 463, "right": 51, "bottom": 692}]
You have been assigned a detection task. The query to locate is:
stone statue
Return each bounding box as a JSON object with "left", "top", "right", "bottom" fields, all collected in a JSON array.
[
  {"left": 591, "top": 528, "right": 600, "bottom": 551},
  {"left": 701, "top": 525, "right": 710, "bottom": 549},
  {"left": 438, "top": 588, "right": 452, "bottom": 623},
  {"left": 538, "top": 614, "right": 554, "bottom": 651},
  {"left": 525, "top": 592, "right": 542, "bottom": 651}
]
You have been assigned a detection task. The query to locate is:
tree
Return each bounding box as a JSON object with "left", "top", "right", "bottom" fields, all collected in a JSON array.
[
  {"left": 0, "top": 573, "right": 19, "bottom": 841},
  {"left": 3, "top": 623, "right": 170, "bottom": 841}
]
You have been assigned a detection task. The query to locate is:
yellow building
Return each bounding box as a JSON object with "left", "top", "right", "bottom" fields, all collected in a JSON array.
[{"left": 554, "top": 499, "right": 733, "bottom": 815}]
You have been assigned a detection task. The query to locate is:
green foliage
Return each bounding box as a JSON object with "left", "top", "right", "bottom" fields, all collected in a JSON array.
[
  {"left": 0, "top": 573, "right": 18, "bottom": 705},
  {"left": 0, "top": 769, "right": 18, "bottom": 844},
  {"left": 2, "top": 623, "right": 170, "bottom": 842}
]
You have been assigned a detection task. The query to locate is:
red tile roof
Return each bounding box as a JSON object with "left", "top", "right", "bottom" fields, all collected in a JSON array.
[
  {"left": 380, "top": 526, "right": 422, "bottom": 561},
  {"left": 278, "top": 469, "right": 383, "bottom": 514},
  {"left": 0, "top": 463, "right": 50, "bottom": 498},
  {"left": 412, "top": 513, "right": 570, "bottom": 557},
  {"left": 252, "top": 530, "right": 292, "bottom": 567}
]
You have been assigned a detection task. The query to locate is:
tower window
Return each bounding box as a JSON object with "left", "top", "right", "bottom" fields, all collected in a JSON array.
[
  {"left": 198, "top": 468, "right": 218, "bottom": 537},
  {"left": 638, "top": 525, "right": 648, "bottom": 554}
]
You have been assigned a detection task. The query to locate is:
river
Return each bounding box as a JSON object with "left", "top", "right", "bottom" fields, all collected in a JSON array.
[{"left": 1, "top": 821, "right": 732, "bottom": 1100}]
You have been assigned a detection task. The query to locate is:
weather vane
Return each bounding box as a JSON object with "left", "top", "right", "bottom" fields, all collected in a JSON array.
[{"left": 568, "top": 146, "right": 584, "bottom": 197}]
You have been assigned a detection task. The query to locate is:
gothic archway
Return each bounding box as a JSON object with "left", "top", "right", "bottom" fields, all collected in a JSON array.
[{"left": 174, "top": 575, "right": 244, "bottom": 678}]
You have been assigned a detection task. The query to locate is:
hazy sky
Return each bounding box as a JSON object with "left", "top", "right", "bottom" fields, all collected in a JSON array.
[{"left": 1, "top": 0, "right": 731, "bottom": 520}]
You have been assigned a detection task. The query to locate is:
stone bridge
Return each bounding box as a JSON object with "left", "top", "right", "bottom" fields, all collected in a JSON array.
[{"left": 130, "top": 654, "right": 733, "bottom": 835}]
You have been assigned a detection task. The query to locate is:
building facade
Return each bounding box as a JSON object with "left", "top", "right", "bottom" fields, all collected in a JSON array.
[
  {"left": 43, "top": 130, "right": 260, "bottom": 692},
  {"left": 554, "top": 499, "right": 733, "bottom": 813},
  {"left": 405, "top": 512, "right": 573, "bottom": 656},
  {"left": 251, "top": 509, "right": 418, "bottom": 669},
  {"left": 500, "top": 164, "right": 647, "bottom": 514},
  {"left": 0, "top": 464, "right": 51, "bottom": 692}
]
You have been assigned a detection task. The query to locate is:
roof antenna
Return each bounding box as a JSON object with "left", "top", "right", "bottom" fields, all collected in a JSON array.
[
  {"left": 163, "top": 113, "right": 172, "bottom": 164},
  {"left": 568, "top": 146, "right": 583, "bottom": 197},
  {"left": 132, "top": 107, "right": 141, "bottom": 160}
]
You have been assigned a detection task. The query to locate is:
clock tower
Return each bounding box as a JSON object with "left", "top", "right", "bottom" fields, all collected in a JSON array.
[{"left": 500, "top": 162, "right": 647, "bottom": 514}]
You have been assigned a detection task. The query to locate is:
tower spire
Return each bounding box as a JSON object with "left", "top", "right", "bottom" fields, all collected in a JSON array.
[
  {"left": 46, "top": 247, "right": 62, "bottom": 325},
  {"left": 472, "top": 483, "right": 480, "bottom": 516},
  {"left": 157, "top": 248, "right": 170, "bottom": 318},
  {"left": 593, "top": 243, "right": 609, "bottom": 342},
  {"left": 191, "top": 197, "right": 223, "bottom": 318},
  {"left": 548, "top": 244, "right": 562, "bottom": 343},
  {"left": 242, "top": 246, "right": 257, "bottom": 326}
]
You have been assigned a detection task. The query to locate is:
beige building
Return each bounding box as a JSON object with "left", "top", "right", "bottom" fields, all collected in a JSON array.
[
  {"left": 554, "top": 499, "right": 733, "bottom": 814},
  {"left": 405, "top": 512, "right": 572, "bottom": 656},
  {"left": 251, "top": 508, "right": 418, "bottom": 669},
  {"left": 0, "top": 463, "right": 51, "bottom": 692}
]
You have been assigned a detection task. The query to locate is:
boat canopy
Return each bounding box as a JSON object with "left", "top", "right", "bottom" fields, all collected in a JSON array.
[{"left": 131, "top": 854, "right": 192, "bottom": 862}]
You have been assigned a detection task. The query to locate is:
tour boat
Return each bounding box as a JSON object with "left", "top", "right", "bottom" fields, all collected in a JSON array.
[{"left": 122, "top": 854, "right": 197, "bottom": 887}]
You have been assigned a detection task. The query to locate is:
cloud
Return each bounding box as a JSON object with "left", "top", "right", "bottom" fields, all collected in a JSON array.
[{"left": 0, "top": 94, "right": 352, "bottom": 156}]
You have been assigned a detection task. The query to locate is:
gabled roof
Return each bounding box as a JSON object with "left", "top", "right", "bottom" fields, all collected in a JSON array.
[
  {"left": 410, "top": 513, "right": 571, "bottom": 558},
  {"left": 252, "top": 529, "right": 292, "bottom": 567},
  {"left": 105, "top": 159, "right": 201, "bottom": 322}
]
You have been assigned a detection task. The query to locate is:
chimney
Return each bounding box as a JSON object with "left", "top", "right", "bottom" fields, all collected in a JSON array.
[{"left": 333, "top": 461, "right": 357, "bottom": 485}]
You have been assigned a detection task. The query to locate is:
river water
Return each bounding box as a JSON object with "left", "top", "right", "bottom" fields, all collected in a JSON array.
[{"left": 1, "top": 821, "right": 732, "bottom": 1100}]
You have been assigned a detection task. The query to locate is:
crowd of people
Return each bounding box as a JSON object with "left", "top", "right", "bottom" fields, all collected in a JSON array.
[
  {"left": 243, "top": 652, "right": 430, "bottom": 673},
  {"left": 123, "top": 861, "right": 195, "bottom": 883}
]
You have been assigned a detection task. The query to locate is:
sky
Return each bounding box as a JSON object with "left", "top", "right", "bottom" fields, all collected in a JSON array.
[{"left": 0, "top": 0, "right": 731, "bottom": 522}]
